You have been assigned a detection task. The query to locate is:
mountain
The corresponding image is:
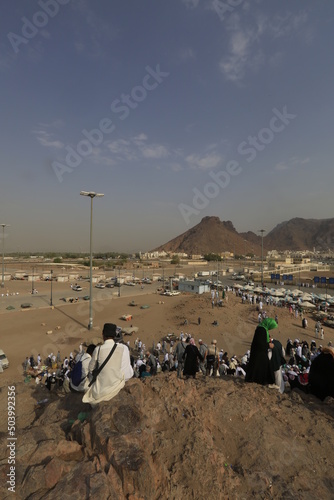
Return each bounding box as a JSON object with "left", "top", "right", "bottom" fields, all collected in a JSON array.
[
  {"left": 265, "top": 217, "right": 334, "bottom": 251},
  {"left": 153, "top": 216, "right": 262, "bottom": 256},
  {"left": 153, "top": 216, "right": 334, "bottom": 255}
]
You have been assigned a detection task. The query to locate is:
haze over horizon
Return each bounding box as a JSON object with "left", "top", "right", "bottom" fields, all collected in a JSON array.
[{"left": 1, "top": 1, "right": 333, "bottom": 253}]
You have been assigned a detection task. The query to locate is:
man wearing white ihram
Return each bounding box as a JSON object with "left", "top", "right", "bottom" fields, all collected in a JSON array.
[{"left": 83, "top": 323, "right": 133, "bottom": 407}]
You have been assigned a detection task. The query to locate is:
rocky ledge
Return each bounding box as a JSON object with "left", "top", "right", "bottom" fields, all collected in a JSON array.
[{"left": 1, "top": 374, "right": 334, "bottom": 499}]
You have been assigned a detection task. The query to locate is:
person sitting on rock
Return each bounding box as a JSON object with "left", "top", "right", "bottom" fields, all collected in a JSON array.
[
  {"left": 140, "top": 365, "right": 152, "bottom": 378},
  {"left": 70, "top": 344, "right": 96, "bottom": 393},
  {"left": 83, "top": 323, "right": 134, "bottom": 407}
]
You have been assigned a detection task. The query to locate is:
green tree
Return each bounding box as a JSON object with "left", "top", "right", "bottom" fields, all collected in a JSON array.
[
  {"left": 204, "top": 253, "right": 222, "bottom": 262},
  {"left": 171, "top": 255, "right": 180, "bottom": 265}
]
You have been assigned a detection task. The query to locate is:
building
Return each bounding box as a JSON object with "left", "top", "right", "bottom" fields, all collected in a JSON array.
[{"left": 178, "top": 279, "right": 210, "bottom": 294}]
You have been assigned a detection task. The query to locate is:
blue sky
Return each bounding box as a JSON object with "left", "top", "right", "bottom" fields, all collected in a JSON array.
[{"left": 1, "top": 0, "right": 333, "bottom": 253}]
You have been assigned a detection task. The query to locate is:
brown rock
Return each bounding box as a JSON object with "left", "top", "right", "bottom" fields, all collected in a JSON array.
[{"left": 55, "top": 439, "right": 83, "bottom": 461}]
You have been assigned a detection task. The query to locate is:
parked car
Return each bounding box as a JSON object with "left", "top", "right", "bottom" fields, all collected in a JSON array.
[
  {"left": 95, "top": 283, "right": 105, "bottom": 289},
  {"left": 106, "top": 283, "right": 114, "bottom": 288},
  {"left": 72, "top": 285, "right": 82, "bottom": 291},
  {"left": 0, "top": 349, "right": 9, "bottom": 369}
]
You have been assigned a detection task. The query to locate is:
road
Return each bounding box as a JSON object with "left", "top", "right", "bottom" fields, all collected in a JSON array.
[{"left": 0, "top": 280, "right": 162, "bottom": 314}]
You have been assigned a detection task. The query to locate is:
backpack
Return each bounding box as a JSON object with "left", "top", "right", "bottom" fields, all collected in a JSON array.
[
  {"left": 71, "top": 355, "right": 86, "bottom": 386},
  {"left": 207, "top": 347, "right": 217, "bottom": 365}
]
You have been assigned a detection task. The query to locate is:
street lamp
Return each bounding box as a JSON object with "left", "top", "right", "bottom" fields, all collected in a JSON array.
[
  {"left": 1, "top": 224, "right": 10, "bottom": 288},
  {"left": 50, "top": 269, "right": 53, "bottom": 306},
  {"left": 258, "top": 229, "right": 266, "bottom": 286},
  {"left": 118, "top": 267, "right": 121, "bottom": 297},
  {"left": 80, "top": 191, "right": 104, "bottom": 330}
]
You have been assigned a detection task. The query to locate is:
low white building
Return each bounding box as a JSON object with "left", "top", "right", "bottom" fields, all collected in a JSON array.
[
  {"left": 57, "top": 275, "right": 69, "bottom": 282},
  {"left": 27, "top": 273, "right": 40, "bottom": 282},
  {"left": 178, "top": 280, "right": 210, "bottom": 294},
  {"left": 69, "top": 272, "right": 80, "bottom": 281}
]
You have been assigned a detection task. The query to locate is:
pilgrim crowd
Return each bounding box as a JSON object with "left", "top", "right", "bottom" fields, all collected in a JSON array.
[{"left": 22, "top": 308, "right": 334, "bottom": 406}]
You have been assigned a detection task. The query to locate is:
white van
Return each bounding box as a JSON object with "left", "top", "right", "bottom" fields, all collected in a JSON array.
[{"left": 0, "top": 349, "right": 9, "bottom": 369}]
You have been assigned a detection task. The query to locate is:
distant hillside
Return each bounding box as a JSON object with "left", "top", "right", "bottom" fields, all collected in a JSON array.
[
  {"left": 265, "top": 217, "right": 334, "bottom": 251},
  {"left": 153, "top": 216, "right": 262, "bottom": 256},
  {"left": 153, "top": 216, "right": 334, "bottom": 255}
]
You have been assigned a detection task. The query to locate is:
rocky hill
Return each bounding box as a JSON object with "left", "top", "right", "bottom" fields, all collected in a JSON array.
[
  {"left": 153, "top": 216, "right": 334, "bottom": 255},
  {"left": 1, "top": 375, "right": 334, "bottom": 499},
  {"left": 154, "top": 216, "right": 262, "bottom": 256},
  {"left": 265, "top": 217, "right": 334, "bottom": 252}
]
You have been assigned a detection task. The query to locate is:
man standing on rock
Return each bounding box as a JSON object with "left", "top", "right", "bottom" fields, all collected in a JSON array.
[
  {"left": 175, "top": 337, "right": 188, "bottom": 378},
  {"left": 206, "top": 340, "right": 219, "bottom": 376},
  {"left": 83, "top": 323, "right": 133, "bottom": 407},
  {"left": 146, "top": 350, "right": 157, "bottom": 375},
  {"left": 198, "top": 339, "right": 207, "bottom": 376}
]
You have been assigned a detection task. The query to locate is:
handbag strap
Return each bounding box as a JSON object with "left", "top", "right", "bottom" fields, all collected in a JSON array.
[{"left": 88, "top": 343, "right": 117, "bottom": 387}]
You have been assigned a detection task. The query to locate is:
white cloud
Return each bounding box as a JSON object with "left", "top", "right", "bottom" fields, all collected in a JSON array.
[
  {"left": 219, "top": 29, "right": 264, "bottom": 83},
  {"left": 274, "top": 156, "right": 311, "bottom": 171},
  {"left": 219, "top": 8, "right": 311, "bottom": 84},
  {"left": 106, "top": 135, "right": 170, "bottom": 162},
  {"left": 33, "top": 129, "right": 64, "bottom": 149},
  {"left": 186, "top": 152, "right": 222, "bottom": 170},
  {"left": 141, "top": 145, "right": 169, "bottom": 159},
  {"left": 267, "top": 11, "right": 308, "bottom": 39},
  {"left": 132, "top": 133, "right": 148, "bottom": 146},
  {"left": 106, "top": 139, "right": 138, "bottom": 160},
  {"left": 290, "top": 156, "right": 311, "bottom": 166}
]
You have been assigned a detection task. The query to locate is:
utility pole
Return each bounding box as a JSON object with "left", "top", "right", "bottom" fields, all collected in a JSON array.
[{"left": 258, "top": 229, "right": 266, "bottom": 285}]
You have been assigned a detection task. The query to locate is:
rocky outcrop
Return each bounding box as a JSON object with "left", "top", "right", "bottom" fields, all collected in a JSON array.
[{"left": 1, "top": 375, "right": 334, "bottom": 499}]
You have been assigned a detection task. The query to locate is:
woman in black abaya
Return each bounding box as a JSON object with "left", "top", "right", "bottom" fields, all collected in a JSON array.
[
  {"left": 183, "top": 338, "right": 203, "bottom": 379},
  {"left": 245, "top": 324, "right": 275, "bottom": 386},
  {"left": 308, "top": 347, "right": 334, "bottom": 400}
]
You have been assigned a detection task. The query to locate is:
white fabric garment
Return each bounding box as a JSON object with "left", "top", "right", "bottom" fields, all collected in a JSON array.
[
  {"left": 83, "top": 340, "right": 133, "bottom": 407},
  {"left": 274, "top": 368, "right": 285, "bottom": 394}
]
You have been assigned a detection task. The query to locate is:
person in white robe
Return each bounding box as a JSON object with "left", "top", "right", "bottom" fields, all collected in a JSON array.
[{"left": 83, "top": 323, "right": 133, "bottom": 407}]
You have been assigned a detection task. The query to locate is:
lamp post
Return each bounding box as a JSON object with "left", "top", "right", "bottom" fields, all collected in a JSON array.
[
  {"left": 118, "top": 267, "right": 121, "bottom": 297},
  {"left": 31, "top": 266, "right": 34, "bottom": 294},
  {"left": 258, "top": 229, "right": 266, "bottom": 286},
  {"left": 1, "top": 224, "right": 10, "bottom": 288},
  {"left": 50, "top": 269, "right": 53, "bottom": 306},
  {"left": 80, "top": 191, "right": 104, "bottom": 330}
]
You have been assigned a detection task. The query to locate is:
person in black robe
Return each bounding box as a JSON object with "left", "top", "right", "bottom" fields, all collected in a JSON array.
[
  {"left": 182, "top": 339, "right": 203, "bottom": 379},
  {"left": 308, "top": 347, "right": 334, "bottom": 400},
  {"left": 245, "top": 326, "right": 274, "bottom": 386}
]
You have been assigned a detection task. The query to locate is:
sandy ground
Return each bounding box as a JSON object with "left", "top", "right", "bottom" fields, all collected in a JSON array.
[
  {"left": 1, "top": 283, "right": 333, "bottom": 388},
  {"left": 1, "top": 276, "right": 334, "bottom": 499}
]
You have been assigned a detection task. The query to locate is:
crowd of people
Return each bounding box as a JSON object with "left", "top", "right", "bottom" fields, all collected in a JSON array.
[{"left": 22, "top": 301, "right": 334, "bottom": 406}]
